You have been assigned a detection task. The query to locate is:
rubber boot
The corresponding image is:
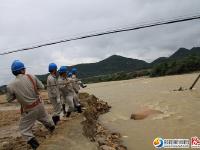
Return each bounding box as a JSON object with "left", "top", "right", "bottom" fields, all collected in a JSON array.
[
  {"left": 76, "top": 106, "right": 83, "bottom": 113},
  {"left": 62, "top": 104, "right": 67, "bottom": 115},
  {"left": 47, "top": 125, "right": 55, "bottom": 133},
  {"left": 80, "top": 83, "right": 87, "bottom": 88},
  {"left": 44, "top": 123, "right": 55, "bottom": 133},
  {"left": 52, "top": 116, "right": 60, "bottom": 125},
  {"left": 82, "top": 84, "right": 87, "bottom": 88},
  {"left": 27, "top": 137, "right": 39, "bottom": 150},
  {"left": 66, "top": 111, "right": 71, "bottom": 117}
]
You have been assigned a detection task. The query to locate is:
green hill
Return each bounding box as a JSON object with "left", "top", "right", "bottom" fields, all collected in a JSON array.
[
  {"left": 1, "top": 46, "right": 199, "bottom": 95},
  {"left": 151, "top": 47, "right": 200, "bottom": 77},
  {"left": 36, "top": 47, "right": 200, "bottom": 84},
  {"left": 151, "top": 57, "right": 168, "bottom": 66},
  {"left": 150, "top": 47, "right": 200, "bottom": 66},
  {"left": 169, "top": 48, "right": 190, "bottom": 59},
  {"left": 72, "top": 55, "right": 149, "bottom": 78},
  {"left": 36, "top": 55, "right": 149, "bottom": 84}
]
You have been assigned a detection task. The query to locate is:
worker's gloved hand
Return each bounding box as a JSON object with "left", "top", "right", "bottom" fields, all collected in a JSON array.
[{"left": 57, "top": 98, "right": 61, "bottom": 103}]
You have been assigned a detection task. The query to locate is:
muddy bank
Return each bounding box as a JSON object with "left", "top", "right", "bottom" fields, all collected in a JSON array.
[
  {"left": 38, "top": 115, "right": 98, "bottom": 150},
  {"left": 0, "top": 123, "right": 53, "bottom": 150},
  {"left": 81, "top": 94, "right": 127, "bottom": 150},
  {"left": 0, "top": 110, "right": 20, "bottom": 127},
  {"left": 0, "top": 107, "right": 54, "bottom": 150},
  {"left": 0, "top": 92, "right": 125, "bottom": 150}
]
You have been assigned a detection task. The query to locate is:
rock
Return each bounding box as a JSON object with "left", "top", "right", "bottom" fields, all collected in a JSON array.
[
  {"left": 117, "top": 145, "right": 128, "bottom": 150},
  {"left": 99, "top": 145, "right": 115, "bottom": 150},
  {"left": 97, "top": 137, "right": 107, "bottom": 146},
  {"left": 111, "top": 133, "right": 121, "bottom": 139}
]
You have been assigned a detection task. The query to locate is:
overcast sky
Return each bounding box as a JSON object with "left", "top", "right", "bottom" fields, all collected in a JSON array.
[{"left": 0, "top": 0, "right": 200, "bottom": 85}]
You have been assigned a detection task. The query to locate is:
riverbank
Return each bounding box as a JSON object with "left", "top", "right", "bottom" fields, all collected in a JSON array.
[
  {"left": 81, "top": 94, "right": 127, "bottom": 150},
  {"left": 0, "top": 92, "right": 126, "bottom": 150}
]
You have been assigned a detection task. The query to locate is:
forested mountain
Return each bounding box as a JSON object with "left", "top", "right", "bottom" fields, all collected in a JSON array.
[{"left": 36, "top": 47, "right": 200, "bottom": 84}]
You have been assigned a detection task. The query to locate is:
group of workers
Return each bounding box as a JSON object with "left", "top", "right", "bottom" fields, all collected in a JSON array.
[{"left": 6, "top": 60, "right": 86, "bottom": 150}]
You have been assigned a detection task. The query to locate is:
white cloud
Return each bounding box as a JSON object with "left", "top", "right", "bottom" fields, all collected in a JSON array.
[{"left": 0, "top": 0, "right": 200, "bottom": 85}]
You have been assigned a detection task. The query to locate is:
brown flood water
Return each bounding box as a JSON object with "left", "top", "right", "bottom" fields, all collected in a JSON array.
[{"left": 84, "top": 73, "right": 200, "bottom": 150}]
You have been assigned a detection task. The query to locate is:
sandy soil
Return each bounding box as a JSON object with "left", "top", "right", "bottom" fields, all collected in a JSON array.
[
  {"left": 0, "top": 91, "right": 55, "bottom": 150},
  {"left": 0, "top": 95, "right": 6, "bottom": 104}
]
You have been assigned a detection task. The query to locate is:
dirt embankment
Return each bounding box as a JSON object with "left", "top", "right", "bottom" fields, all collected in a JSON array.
[
  {"left": 81, "top": 93, "right": 127, "bottom": 150},
  {"left": 0, "top": 91, "right": 56, "bottom": 150},
  {"left": 0, "top": 107, "right": 54, "bottom": 150},
  {"left": 0, "top": 93, "right": 127, "bottom": 150}
]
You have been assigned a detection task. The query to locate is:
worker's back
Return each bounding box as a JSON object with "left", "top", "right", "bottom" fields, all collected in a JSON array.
[{"left": 7, "top": 74, "right": 44, "bottom": 106}]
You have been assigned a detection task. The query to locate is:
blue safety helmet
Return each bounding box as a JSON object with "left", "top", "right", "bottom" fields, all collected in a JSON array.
[
  {"left": 49, "top": 63, "right": 57, "bottom": 72},
  {"left": 71, "top": 67, "right": 78, "bottom": 74},
  {"left": 68, "top": 72, "right": 72, "bottom": 77},
  {"left": 11, "top": 60, "right": 25, "bottom": 72},
  {"left": 59, "top": 66, "right": 68, "bottom": 74}
]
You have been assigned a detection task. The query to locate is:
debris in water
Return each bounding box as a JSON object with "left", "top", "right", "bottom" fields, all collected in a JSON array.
[
  {"left": 130, "top": 108, "right": 163, "bottom": 120},
  {"left": 178, "top": 86, "right": 183, "bottom": 91},
  {"left": 173, "top": 86, "right": 188, "bottom": 91}
]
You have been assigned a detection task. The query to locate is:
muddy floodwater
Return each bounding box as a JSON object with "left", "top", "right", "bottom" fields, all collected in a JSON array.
[{"left": 84, "top": 73, "right": 200, "bottom": 149}]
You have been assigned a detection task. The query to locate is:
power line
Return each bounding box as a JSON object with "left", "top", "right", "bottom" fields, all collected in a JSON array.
[{"left": 1, "top": 14, "right": 200, "bottom": 56}]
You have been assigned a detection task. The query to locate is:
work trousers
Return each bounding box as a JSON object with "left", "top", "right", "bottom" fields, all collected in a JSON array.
[
  {"left": 49, "top": 97, "right": 62, "bottom": 117},
  {"left": 73, "top": 92, "right": 81, "bottom": 107},
  {"left": 19, "top": 103, "right": 54, "bottom": 141}
]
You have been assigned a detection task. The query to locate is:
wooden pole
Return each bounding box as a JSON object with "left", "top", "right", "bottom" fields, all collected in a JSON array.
[{"left": 190, "top": 74, "right": 200, "bottom": 90}]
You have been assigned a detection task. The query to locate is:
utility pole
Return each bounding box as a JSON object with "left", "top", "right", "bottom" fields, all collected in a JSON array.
[{"left": 190, "top": 74, "right": 200, "bottom": 90}]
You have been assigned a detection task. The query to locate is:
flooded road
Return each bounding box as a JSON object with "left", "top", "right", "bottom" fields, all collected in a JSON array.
[{"left": 84, "top": 73, "right": 200, "bottom": 149}]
